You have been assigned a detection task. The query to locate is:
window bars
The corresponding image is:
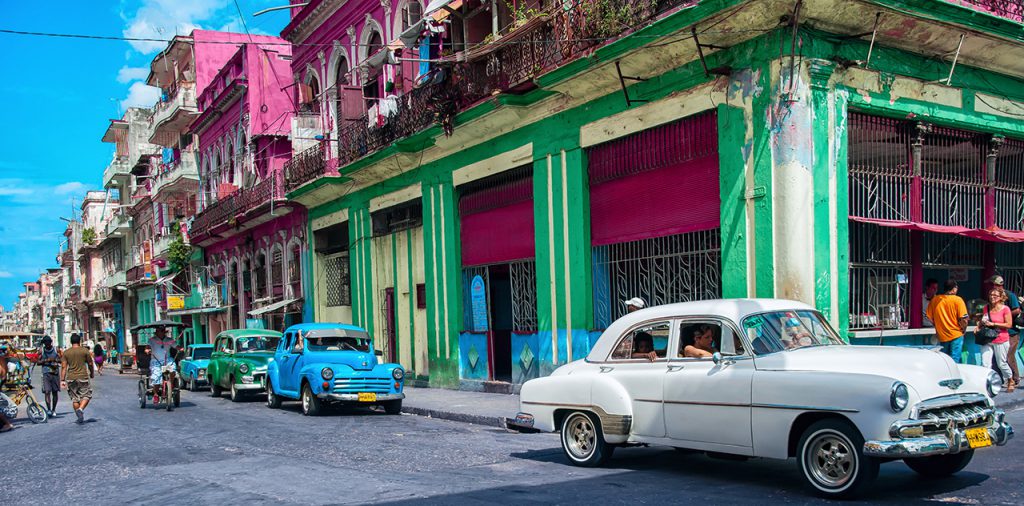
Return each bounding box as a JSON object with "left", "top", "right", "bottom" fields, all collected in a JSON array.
[
  {"left": 592, "top": 229, "right": 721, "bottom": 330},
  {"left": 461, "top": 261, "right": 538, "bottom": 334},
  {"left": 323, "top": 253, "right": 351, "bottom": 307},
  {"left": 996, "top": 138, "right": 1024, "bottom": 230}
]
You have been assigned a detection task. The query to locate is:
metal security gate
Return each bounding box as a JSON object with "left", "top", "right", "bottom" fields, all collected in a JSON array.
[{"left": 592, "top": 229, "right": 721, "bottom": 329}]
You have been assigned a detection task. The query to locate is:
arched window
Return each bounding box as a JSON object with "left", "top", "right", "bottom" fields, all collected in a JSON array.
[
  {"left": 363, "top": 29, "right": 384, "bottom": 110},
  {"left": 307, "top": 74, "right": 321, "bottom": 114},
  {"left": 399, "top": 1, "right": 423, "bottom": 32},
  {"left": 226, "top": 142, "right": 235, "bottom": 185},
  {"left": 288, "top": 241, "right": 303, "bottom": 298},
  {"left": 270, "top": 244, "right": 284, "bottom": 298},
  {"left": 255, "top": 251, "right": 267, "bottom": 299},
  {"left": 209, "top": 151, "right": 220, "bottom": 202},
  {"left": 334, "top": 54, "right": 353, "bottom": 133}
]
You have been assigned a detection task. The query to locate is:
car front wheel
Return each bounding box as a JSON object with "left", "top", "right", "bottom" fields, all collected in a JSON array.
[
  {"left": 797, "top": 419, "right": 879, "bottom": 499},
  {"left": 301, "top": 383, "right": 322, "bottom": 416},
  {"left": 266, "top": 379, "right": 281, "bottom": 409},
  {"left": 230, "top": 380, "right": 242, "bottom": 402},
  {"left": 382, "top": 400, "right": 402, "bottom": 415},
  {"left": 904, "top": 451, "right": 974, "bottom": 477},
  {"left": 560, "top": 411, "right": 614, "bottom": 467}
]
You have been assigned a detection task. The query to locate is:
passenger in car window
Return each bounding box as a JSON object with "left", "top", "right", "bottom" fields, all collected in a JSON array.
[
  {"left": 630, "top": 332, "right": 659, "bottom": 361},
  {"left": 683, "top": 325, "right": 718, "bottom": 358}
]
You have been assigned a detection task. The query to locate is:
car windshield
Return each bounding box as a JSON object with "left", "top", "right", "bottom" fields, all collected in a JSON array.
[
  {"left": 191, "top": 348, "right": 213, "bottom": 360},
  {"left": 742, "top": 310, "right": 845, "bottom": 355},
  {"left": 305, "top": 334, "right": 371, "bottom": 353},
  {"left": 236, "top": 336, "right": 279, "bottom": 352}
]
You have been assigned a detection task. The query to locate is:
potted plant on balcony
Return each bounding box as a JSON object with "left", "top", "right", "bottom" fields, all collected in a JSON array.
[
  {"left": 579, "top": 0, "right": 658, "bottom": 39},
  {"left": 82, "top": 228, "right": 97, "bottom": 246}
]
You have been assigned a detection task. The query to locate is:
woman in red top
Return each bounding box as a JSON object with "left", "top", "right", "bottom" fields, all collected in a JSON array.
[{"left": 979, "top": 288, "right": 1015, "bottom": 392}]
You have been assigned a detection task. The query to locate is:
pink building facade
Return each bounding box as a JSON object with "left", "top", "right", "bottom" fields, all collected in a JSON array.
[{"left": 188, "top": 39, "right": 307, "bottom": 333}]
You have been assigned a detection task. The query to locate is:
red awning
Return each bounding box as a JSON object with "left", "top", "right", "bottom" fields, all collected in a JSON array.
[{"left": 849, "top": 216, "right": 1024, "bottom": 243}]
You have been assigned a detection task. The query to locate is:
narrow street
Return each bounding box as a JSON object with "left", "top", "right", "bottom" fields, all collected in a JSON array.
[{"left": 1, "top": 371, "right": 1021, "bottom": 505}]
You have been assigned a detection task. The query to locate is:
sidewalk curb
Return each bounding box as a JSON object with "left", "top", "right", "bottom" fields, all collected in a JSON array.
[{"left": 401, "top": 405, "right": 510, "bottom": 429}]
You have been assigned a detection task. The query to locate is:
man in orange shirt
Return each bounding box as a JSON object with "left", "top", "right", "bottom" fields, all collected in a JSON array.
[{"left": 926, "top": 279, "right": 969, "bottom": 363}]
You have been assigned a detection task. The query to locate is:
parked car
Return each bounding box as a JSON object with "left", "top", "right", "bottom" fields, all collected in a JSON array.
[
  {"left": 265, "top": 323, "right": 405, "bottom": 416},
  {"left": 178, "top": 344, "right": 214, "bottom": 391},
  {"left": 208, "top": 330, "right": 282, "bottom": 402},
  {"left": 515, "top": 299, "right": 1014, "bottom": 499}
]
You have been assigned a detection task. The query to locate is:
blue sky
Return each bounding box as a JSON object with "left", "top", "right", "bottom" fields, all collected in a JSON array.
[{"left": 0, "top": 0, "right": 290, "bottom": 310}]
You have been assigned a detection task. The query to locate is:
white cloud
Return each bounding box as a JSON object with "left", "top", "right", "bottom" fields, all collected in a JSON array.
[
  {"left": 117, "top": 66, "right": 150, "bottom": 83},
  {"left": 121, "top": 0, "right": 226, "bottom": 54},
  {"left": 53, "top": 182, "right": 89, "bottom": 196},
  {"left": 121, "top": 81, "right": 162, "bottom": 109},
  {"left": 0, "top": 186, "right": 32, "bottom": 197},
  {"left": 0, "top": 272, "right": 12, "bottom": 279}
]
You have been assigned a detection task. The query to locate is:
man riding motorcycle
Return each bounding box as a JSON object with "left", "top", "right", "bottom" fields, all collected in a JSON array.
[{"left": 144, "top": 327, "right": 178, "bottom": 398}]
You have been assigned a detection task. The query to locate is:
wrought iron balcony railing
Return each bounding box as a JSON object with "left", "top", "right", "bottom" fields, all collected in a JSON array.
[
  {"left": 948, "top": 0, "right": 1024, "bottom": 22},
  {"left": 191, "top": 171, "right": 285, "bottom": 238},
  {"left": 284, "top": 142, "right": 327, "bottom": 193},
  {"left": 287, "top": 0, "right": 695, "bottom": 193}
]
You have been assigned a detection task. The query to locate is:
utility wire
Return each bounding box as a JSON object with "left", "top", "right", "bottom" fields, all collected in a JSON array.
[{"left": 233, "top": 0, "right": 255, "bottom": 43}]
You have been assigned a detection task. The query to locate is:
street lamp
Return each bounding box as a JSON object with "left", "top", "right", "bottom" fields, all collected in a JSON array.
[{"left": 253, "top": 2, "right": 309, "bottom": 16}]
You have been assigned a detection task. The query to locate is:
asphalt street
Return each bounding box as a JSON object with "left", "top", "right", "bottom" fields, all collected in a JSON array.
[{"left": 1, "top": 371, "right": 1022, "bottom": 505}]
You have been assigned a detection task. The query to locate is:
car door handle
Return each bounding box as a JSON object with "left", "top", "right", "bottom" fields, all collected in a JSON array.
[
  {"left": 667, "top": 364, "right": 685, "bottom": 372},
  {"left": 599, "top": 366, "right": 614, "bottom": 373}
]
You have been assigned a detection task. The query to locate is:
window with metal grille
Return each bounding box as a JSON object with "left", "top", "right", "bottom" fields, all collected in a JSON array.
[
  {"left": 372, "top": 200, "right": 422, "bottom": 236},
  {"left": 847, "top": 113, "right": 912, "bottom": 222},
  {"left": 461, "top": 260, "right": 538, "bottom": 334},
  {"left": 592, "top": 229, "right": 721, "bottom": 330},
  {"left": 271, "top": 248, "right": 283, "bottom": 295},
  {"left": 324, "top": 253, "right": 351, "bottom": 307},
  {"left": 996, "top": 138, "right": 1024, "bottom": 231},
  {"left": 848, "top": 222, "right": 910, "bottom": 330}
]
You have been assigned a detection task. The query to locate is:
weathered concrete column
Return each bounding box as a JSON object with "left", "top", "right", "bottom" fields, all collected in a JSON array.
[{"left": 421, "top": 179, "right": 461, "bottom": 387}]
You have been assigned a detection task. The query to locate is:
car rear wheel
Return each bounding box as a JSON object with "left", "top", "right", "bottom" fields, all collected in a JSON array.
[
  {"left": 266, "top": 379, "right": 282, "bottom": 409},
  {"left": 797, "top": 419, "right": 878, "bottom": 499},
  {"left": 904, "top": 451, "right": 974, "bottom": 477},
  {"left": 211, "top": 381, "right": 223, "bottom": 398},
  {"left": 301, "top": 383, "right": 322, "bottom": 416},
  {"left": 560, "top": 411, "right": 614, "bottom": 467}
]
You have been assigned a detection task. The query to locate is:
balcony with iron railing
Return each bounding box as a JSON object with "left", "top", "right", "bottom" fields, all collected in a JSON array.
[
  {"left": 104, "top": 209, "right": 133, "bottom": 239},
  {"left": 150, "top": 153, "right": 199, "bottom": 202},
  {"left": 103, "top": 155, "right": 131, "bottom": 189},
  {"left": 103, "top": 268, "right": 127, "bottom": 289},
  {"left": 947, "top": 0, "right": 1024, "bottom": 22},
  {"left": 190, "top": 171, "right": 286, "bottom": 243},
  {"left": 150, "top": 82, "right": 198, "bottom": 146},
  {"left": 286, "top": 0, "right": 693, "bottom": 194}
]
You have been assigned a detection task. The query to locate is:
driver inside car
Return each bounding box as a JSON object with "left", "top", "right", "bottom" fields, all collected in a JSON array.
[
  {"left": 146, "top": 327, "right": 178, "bottom": 395},
  {"left": 783, "top": 318, "right": 814, "bottom": 349}
]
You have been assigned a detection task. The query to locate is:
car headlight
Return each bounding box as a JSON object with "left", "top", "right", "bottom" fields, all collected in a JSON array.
[
  {"left": 890, "top": 382, "right": 909, "bottom": 412},
  {"left": 321, "top": 367, "right": 334, "bottom": 380},
  {"left": 238, "top": 363, "right": 249, "bottom": 374},
  {"left": 987, "top": 370, "right": 1002, "bottom": 397},
  {"left": 392, "top": 368, "right": 404, "bottom": 381}
]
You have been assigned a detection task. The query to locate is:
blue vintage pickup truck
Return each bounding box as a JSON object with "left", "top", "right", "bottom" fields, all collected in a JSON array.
[{"left": 264, "top": 323, "right": 405, "bottom": 416}]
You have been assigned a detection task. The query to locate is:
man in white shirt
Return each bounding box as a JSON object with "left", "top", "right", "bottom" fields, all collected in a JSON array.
[{"left": 145, "top": 327, "right": 178, "bottom": 395}]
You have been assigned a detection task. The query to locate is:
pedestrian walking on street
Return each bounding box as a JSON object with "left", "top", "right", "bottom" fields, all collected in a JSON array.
[
  {"left": 38, "top": 336, "right": 62, "bottom": 416},
  {"left": 0, "top": 355, "right": 15, "bottom": 433},
  {"left": 93, "top": 341, "right": 105, "bottom": 375},
  {"left": 61, "top": 334, "right": 95, "bottom": 424},
  {"left": 978, "top": 288, "right": 1015, "bottom": 392},
  {"left": 926, "top": 280, "right": 969, "bottom": 363},
  {"left": 988, "top": 275, "right": 1021, "bottom": 391}
]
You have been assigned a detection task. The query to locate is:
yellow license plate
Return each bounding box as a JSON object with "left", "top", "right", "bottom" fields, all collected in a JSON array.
[
  {"left": 965, "top": 427, "right": 991, "bottom": 449},
  {"left": 358, "top": 392, "right": 377, "bottom": 402}
]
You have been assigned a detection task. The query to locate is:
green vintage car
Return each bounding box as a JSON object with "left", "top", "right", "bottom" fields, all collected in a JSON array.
[{"left": 208, "top": 329, "right": 283, "bottom": 402}]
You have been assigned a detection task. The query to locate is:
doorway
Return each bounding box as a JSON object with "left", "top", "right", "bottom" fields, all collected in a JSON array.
[{"left": 488, "top": 265, "right": 513, "bottom": 383}]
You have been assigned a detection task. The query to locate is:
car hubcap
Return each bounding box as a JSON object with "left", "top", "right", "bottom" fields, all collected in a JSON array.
[
  {"left": 303, "top": 390, "right": 310, "bottom": 412},
  {"left": 806, "top": 432, "right": 855, "bottom": 488},
  {"left": 565, "top": 415, "right": 596, "bottom": 459}
]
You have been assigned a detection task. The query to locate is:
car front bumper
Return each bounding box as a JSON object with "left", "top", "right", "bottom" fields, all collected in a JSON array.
[
  {"left": 234, "top": 374, "right": 267, "bottom": 391},
  {"left": 316, "top": 392, "right": 405, "bottom": 402},
  {"left": 864, "top": 408, "right": 1014, "bottom": 458}
]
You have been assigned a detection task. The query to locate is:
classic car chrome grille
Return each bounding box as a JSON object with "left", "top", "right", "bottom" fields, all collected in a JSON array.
[
  {"left": 333, "top": 378, "right": 392, "bottom": 393},
  {"left": 916, "top": 400, "right": 991, "bottom": 435}
]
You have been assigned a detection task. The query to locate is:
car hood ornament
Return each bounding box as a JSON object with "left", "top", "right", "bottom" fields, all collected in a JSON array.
[{"left": 939, "top": 378, "right": 963, "bottom": 390}]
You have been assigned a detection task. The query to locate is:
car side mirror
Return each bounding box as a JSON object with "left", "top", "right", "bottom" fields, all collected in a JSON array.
[
  {"left": 374, "top": 349, "right": 383, "bottom": 357},
  {"left": 712, "top": 352, "right": 722, "bottom": 365}
]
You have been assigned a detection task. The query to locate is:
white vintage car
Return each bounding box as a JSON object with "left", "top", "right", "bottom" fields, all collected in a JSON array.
[{"left": 516, "top": 299, "right": 1014, "bottom": 498}]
